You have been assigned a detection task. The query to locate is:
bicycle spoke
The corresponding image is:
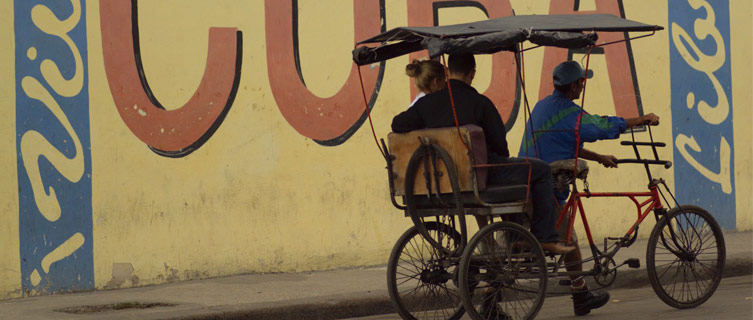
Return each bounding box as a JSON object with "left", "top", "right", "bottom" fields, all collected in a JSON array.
[
  {"left": 666, "top": 262, "right": 682, "bottom": 298},
  {"left": 697, "top": 241, "right": 718, "bottom": 253},
  {"left": 396, "top": 274, "right": 421, "bottom": 287},
  {"left": 692, "top": 261, "right": 717, "bottom": 285},
  {"left": 396, "top": 261, "right": 422, "bottom": 275},
  {"left": 657, "top": 259, "right": 682, "bottom": 282},
  {"left": 397, "top": 256, "right": 424, "bottom": 274},
  {"left": 406, "top": 239, "right": 427, "bottom": 267},
  {"left": 439, "top": 283, "right": 459, "bottom": 302}
]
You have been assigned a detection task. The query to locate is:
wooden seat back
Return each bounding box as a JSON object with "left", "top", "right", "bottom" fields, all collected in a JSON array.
[{"left": 388, "top": 125, "right": 487, "bottom": 196}]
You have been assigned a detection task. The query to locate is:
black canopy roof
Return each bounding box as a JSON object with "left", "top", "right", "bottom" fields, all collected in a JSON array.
[{"left": 353, "top": 14, "right": 662, "bottom": 65}]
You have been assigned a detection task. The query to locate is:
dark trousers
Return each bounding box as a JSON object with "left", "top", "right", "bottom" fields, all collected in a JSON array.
[{"left": 487, "top": 157, "right": 560, "bottom": 243}]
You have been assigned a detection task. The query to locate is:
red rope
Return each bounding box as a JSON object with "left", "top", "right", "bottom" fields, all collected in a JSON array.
[
  {"left": 356, "top": 63, "right": 386, "bottom": 159},
  {"left": 507, "top": 44, "right": 535, "bottom": 202},
  {"left": 514, "top": 45, "right": 538, "bottom": 158},
  {"left": 572, "top": 45, "right": 593, "bottom": 179},
  {"left": 520, "top": 46, "right": 526, "bottom": 84},
  {"left": 580, "top": 46, "right": 593, "bottom": 108},
  {"left": 440, "top": 54, "right": 470, "bottom": 152},
  {"left": 519, "top": 46, "right": 535, "bottom": 202}
]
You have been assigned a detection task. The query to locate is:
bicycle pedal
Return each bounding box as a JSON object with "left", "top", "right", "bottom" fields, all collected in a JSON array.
[{"left": 624, "top": 258, "right": 640, "bottom": 269}]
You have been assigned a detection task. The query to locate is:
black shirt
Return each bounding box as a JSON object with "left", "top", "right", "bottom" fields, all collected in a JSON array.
[{"left": 391, "top": 80, "right": 510, "bottom": 159}]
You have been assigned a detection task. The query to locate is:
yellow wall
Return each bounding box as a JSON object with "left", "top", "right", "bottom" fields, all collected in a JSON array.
[
  {"left": 1, "top": 0, "right": 750, "bottom": 298},
  {"left": 731, "top": 0, "right": 753, "bottom": 231},
  {"left": 0, "top": 0, "right": 20, "bottom": 300}
]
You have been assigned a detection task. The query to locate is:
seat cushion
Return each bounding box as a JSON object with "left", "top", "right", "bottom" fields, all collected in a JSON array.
[
  {"left": 411, "top": 184, "right": 528, "bottom": 208},
  {"left": 550, "top": 159, "right": 589, "bottom": 180},
  {"left": 479, "top": 184, "right": 529, "bottom": 203},
  {"left": 550, "top": 159, "right": 589, "bottom": 193}
]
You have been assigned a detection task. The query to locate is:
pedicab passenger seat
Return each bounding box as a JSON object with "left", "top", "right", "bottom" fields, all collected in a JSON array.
[{"left": 387, "top": 125, "right": 529, "bottom": 216}]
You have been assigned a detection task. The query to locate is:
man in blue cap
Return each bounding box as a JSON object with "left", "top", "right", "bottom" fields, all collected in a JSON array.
[{"left": 518, "top": 60, "right": 659, "bottom": 316}]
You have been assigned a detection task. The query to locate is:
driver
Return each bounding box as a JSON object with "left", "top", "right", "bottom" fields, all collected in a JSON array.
[
  {"left": 518, "top": 60, "right": 660, "bottom": 316},
  {"left": 392, "top": 53, "right": 575, "bottom": 256}
]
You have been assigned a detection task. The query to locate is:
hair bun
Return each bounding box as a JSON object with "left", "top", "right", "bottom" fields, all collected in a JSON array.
[{"left": 405, "top": 59, "right": 423, "bottom": 77}]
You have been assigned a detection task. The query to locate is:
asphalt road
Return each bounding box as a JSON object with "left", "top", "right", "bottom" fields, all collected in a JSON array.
[{"left": 346, "top": 275, "right": 753, "bottom": 320}]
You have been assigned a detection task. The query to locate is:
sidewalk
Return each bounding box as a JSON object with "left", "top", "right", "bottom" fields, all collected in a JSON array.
[{"left": 1, "top": 231, "right": 750, "bottom": 320}]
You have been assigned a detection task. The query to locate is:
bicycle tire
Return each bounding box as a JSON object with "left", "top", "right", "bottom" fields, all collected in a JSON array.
[
  {"left": 646, "top": 205, "right": 726, "bottom": 309},
  {"left": 458, "top": 222, "right": 547, "bottom": 320},
  {"left": 388, "top": 222, "right": 464, "bottom": 320}
]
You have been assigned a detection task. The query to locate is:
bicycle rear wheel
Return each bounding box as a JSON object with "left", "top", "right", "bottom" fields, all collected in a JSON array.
[
  {"left": 458, "top": 222, "right": 547, "bottom": 320},
  {"left": 388, "top": 222, "right": 464, "bottom": 320},
  {"left": 646, "top": 205, "right": 726, "bottom": 309}
]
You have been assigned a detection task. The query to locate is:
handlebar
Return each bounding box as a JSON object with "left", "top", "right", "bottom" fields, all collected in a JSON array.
[
  {"left": 641, "top": 118, "right": 660, "bottom": 126},
  {"left": 620, "top": 141, "right": 666, "bottom": 147},
  {"left": 615, "top": 159, "right": 672, "bottom": 169},
  {"left": 620, "top": 123, "right": 667, "bottom": 181}
]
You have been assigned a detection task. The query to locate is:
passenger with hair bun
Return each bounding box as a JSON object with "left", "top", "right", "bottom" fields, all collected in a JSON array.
[{"left": 405, "top": 59, "right": 446, "bottom": 106}]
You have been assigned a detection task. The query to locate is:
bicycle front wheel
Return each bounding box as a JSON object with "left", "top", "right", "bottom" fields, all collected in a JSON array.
[{"left": 646, "top": 205, "right": 726, "bottom": 309}]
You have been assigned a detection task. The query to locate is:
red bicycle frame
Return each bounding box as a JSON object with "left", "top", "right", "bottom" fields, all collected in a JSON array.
[{"left": 556, "top": 184, "right": 664, "bottom": 249}]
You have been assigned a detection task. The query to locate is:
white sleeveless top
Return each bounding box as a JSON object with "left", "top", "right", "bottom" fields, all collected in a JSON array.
[{"left": 409, "top": 92, "right": 426, "bottom": 107}]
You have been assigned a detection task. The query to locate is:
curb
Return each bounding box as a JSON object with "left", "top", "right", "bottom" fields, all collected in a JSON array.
[
  {"left": 178, "top": 297, "right": 394, "bottom": 320},
  {"left": 609, "top": 256, "right": 752, "bottom": 290},
  {"left": 181, "top": 257, "right": 751, "bottom": 320}
]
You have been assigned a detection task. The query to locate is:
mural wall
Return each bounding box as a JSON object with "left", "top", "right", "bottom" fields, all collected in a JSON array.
[{"left": 1, "top": 0, "right": 750, "bottom": 298}]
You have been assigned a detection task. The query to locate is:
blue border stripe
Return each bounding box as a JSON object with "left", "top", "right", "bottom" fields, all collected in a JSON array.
[
  {"left": 669, "top": 1, "right": 735, "bottom": 228},
  {"left": 14, "top": 0, "right": 93, "bottom": 294}
]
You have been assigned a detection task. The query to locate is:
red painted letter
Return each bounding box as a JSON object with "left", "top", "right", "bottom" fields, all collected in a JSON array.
[
  {"left": 407, "top": 0, "right": 520, "bottom": 129},
  {"left": 539, "top": 0, "right": 642, "bottom": 119},
  {"left": 100, "top": 0, "right": 241, "bottom": 157},
  {"left": 265, "top": 0, "right": 384, "bottom": 144}
]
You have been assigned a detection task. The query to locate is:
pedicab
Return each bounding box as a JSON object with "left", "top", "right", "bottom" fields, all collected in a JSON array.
[{"left": 351, "top": 13, "right": 725, "bottom": 320}]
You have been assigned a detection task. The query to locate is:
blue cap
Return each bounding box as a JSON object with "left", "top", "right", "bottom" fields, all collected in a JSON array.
[{"left": 552, "top": 61, "right": 592, "bottom": 86}]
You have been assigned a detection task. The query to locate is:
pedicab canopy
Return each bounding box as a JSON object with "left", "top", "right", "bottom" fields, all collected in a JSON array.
[{"left": 352, "top": 14, "right": 663, "bottom": 66}]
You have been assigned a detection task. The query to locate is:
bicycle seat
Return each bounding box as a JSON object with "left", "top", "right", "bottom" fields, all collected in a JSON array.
[{"left": 550, "top": 159, "right": 589, "bottom": 193}]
